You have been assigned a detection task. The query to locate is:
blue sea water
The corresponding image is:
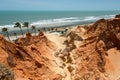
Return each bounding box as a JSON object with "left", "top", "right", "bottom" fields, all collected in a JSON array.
[{"left": 0, "top": 11, "right": 120, "bottom": 28}]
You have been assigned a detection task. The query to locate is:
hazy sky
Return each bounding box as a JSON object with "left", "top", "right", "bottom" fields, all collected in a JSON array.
[{"left": 0, "top": 0, "right": 120, "bottom": 11}]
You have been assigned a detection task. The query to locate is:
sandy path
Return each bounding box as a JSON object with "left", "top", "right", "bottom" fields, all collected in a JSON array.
[
  {"left": 45, "top": 33, "right": 68, "bottom": 79},
  {"left": 45, "top": 32, "right": 66, "bottom": 50},
  {"left": 45, "top": 32, "right": 74, "bottom": 80}
]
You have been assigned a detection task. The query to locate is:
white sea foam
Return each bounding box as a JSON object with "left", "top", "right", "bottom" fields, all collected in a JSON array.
[
  {"left": 31, "top": 14, "right": 115, "bottom": 27},
  {"left": 0, "top": 25, "right": 14, "bottom": 28},
  {"left": 0, "top": 14, "right": 116, "bottom": 29}
]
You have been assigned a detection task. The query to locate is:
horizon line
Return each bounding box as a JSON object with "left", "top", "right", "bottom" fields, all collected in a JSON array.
[{"left": 0, "top": 10, "right": 120, "bottom": 11}]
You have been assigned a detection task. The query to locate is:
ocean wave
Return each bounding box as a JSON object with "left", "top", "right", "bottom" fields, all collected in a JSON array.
[
  {"left": 0, "top": 25, "right": 14, "bottom": 29},
  {"left": 31, "top": 14, "right": 115, "bottom": 27},
  {"left": 0, "top": 14, "right": 115, "bottom": 29}
]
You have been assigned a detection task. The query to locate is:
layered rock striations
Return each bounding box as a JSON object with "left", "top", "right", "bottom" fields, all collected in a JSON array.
[
  {"left": 0, "top": 32, "right": 62, "bottom": 80},
  {"left": 74, "top": 16, "right": 120, "bottom": 80},
  {"left": 0, "top": 15, "right": 120, "bottom": 80}
]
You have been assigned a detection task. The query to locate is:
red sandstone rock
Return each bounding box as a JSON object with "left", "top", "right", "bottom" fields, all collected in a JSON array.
[
  {"left": 115, "top": 14, "right": 120, "bottom": 18},
  {"left": 0, "top": 32, "right": 61, "bottom": 80},
  {"left": 74, "top": 16, "right": 120, "bottom": 79},
  {"left": 1, "top": 15, "right": 120, "bottom": 80}
]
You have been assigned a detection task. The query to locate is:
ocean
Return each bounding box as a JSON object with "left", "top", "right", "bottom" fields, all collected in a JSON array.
[
  {"left": 0, "top": 11, "right": 120, "bottom": 35},
  {"left": 0, "top": 11, "right": 120, "bottom": 28}
]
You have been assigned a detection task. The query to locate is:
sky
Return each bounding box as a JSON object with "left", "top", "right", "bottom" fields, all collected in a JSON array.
[{"left": 0, "top": 0, "right": 120, "bottom": 11}]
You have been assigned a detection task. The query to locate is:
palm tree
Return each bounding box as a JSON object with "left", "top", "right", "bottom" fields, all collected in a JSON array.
[
  {"left": 51, "top": 28, "right": 54, "bottom": 32},
  {"left": 43, "top": 27, "right": 46, "bottom": 33},
  {"left": 14, "top": 22, "right": 24, "bottom": 37},
  {"left": 13, "top": 32, "right": 17, "bottom": 39},
  {"left": 38, "top": 29, "right": 41, "bottom": 32},
  {"left": 23, "top": 22, "right": 29, "bottom": 32},
  {"left": 48, "top": 28, "right": 51, "bottom": 32},
  {"left": 31, "top": 25, "right": 36, "bottom": 35},
  {"left": 2, "top": 27, "right": 10, "bottom": 41}
]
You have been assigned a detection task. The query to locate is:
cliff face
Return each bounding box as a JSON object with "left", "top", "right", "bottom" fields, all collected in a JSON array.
[
  {"left": 73, "top": 16, "right": 120, "bottom": 80},
  {"left": 1, "top": 15, "right": 120, "bottom": 80},
  {"left": 0, "top": 32, "right": 62, "bottom": 80},
  {"left": 85, "top": 18, "right": 120, "bottom": 49},
  {"left": 115, "top": 14, "right": 120, "bottom": 18}
]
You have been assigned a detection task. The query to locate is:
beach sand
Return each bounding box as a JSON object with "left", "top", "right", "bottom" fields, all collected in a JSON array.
[{"left": 3, "top": 25, "right": 77, "bottom": 41}]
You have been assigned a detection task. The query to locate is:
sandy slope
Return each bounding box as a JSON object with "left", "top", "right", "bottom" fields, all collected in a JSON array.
[
  {"left": 106, "top": 48, "right": 120, "bottom": 80},
  {"left": 45, "top": 32, "right": 66, "bottom": 50}
]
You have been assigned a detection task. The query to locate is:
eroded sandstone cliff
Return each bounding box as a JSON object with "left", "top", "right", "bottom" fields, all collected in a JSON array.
[
  {"left": 0, "top": 32, "right": 62, "bottom": 80},
  {"left": 73, "top": 16, "right": 120, "bottom": 80},
  {"left": 1, "top": 15, "right": 120, "bottom": 80}
]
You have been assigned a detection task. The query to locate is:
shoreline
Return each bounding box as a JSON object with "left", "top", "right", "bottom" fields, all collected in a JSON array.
[
  {"left": 1, "top": 15, "right": 120, "bottom": 80},
  {"left": 2, "top": 23, "right": 91, "bottom": 41}
]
